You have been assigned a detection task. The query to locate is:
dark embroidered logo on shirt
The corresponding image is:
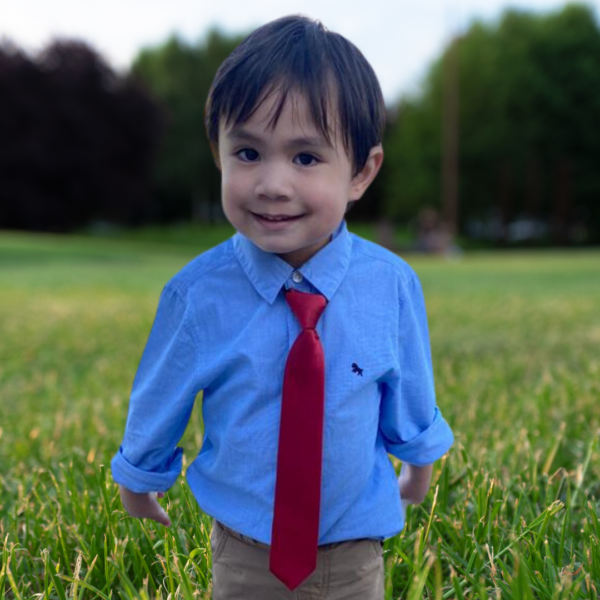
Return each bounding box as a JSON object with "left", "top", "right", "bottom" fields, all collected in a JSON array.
[{"left": 351, "top": 363, "right": 364, "bottom": 376}]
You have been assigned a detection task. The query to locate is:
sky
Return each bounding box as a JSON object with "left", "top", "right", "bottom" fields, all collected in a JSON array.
[{"left": 1, "top": 0, "right": 598, "bottom": 103}]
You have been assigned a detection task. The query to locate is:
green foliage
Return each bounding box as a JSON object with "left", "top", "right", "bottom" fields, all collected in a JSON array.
[
  {"left": 385, "top": 4, "right": 600, "bottom": 242},
  {"left": 1, "top": 231, "right": 600, "bottom": 597},
  {"left": 132, "top": 30, "right": 245, "bottom": 223}
]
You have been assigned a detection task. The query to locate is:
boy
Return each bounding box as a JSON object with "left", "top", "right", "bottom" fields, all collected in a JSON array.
[{"left": 111, "top": 15, "right": 453, "bottom": 600}]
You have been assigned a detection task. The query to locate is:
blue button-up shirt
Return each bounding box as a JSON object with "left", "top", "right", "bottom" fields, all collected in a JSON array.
[{"left": 111, "top": 221, "right": 454, "bottom": 544}]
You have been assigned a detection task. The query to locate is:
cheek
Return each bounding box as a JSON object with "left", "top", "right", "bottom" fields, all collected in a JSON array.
[
  {"left": 308, "top": 180, "right": 352, "bottom": 214},
  {"left": 303, "top": 177, "right": 338, "bottom": 202},
  {"left": 221, "top": 171, "right": 248, "bottom": 205}
]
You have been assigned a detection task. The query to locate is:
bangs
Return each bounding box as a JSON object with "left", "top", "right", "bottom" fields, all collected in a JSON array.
[{"left": 222, "top": 77, "right": 337, "bottom": 148}]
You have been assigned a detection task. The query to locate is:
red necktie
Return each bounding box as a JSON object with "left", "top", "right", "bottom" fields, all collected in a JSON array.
[{"left": 270, "top": 289, "right": 327, "bottom": 590}]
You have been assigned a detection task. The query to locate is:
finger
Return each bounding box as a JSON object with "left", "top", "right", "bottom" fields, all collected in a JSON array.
[
  {"left": 154, "top": 508, "right": 171, "bottom": 527},
  {"left": 147, "top": 497, "right": 171, "bottom": 527}
]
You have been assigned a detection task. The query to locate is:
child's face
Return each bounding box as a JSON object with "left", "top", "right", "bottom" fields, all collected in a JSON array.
[{"left": 218, "top": 90, "right": 382, "bottom": 267}]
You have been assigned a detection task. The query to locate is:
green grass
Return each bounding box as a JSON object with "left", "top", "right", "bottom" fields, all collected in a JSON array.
[{"left": 1, "top": 228, "right": 599, "bottom": 599}]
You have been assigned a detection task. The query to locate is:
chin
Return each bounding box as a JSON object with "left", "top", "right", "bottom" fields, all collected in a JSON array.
[{"left": 255, "top": 241, "right": 298, "bottom": 255}]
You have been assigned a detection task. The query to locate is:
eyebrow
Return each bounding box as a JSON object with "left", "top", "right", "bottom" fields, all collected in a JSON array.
[{"left": 227, "top": 127, "right": 332, "bottom": 149}]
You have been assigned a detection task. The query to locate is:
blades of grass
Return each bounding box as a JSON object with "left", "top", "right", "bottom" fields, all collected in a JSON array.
[
  {"left": 175, "top": 555, "right": 198, "bottom": 600},
  {"left": 59, "top": 576, "right": 113, "bottom": 600},
  {"left": 551, "top": 469, "right": 567, "bottom": 504},
  {"left": 474, "top": 576, "right": 489, "bottom": 600},
  {"left": 69, "top": 552, "right": 83, "bottom": 600},
  {"left": 5, "top": 548, "right": 23, "bottom": 600},
  {"left": 587, "top": 501, "right": 600, "bottom": 539},
  {"left": 586, "top": 505, "right": 600, "bottom": 593},
  {"left": 449, "top": 568, "right": 466, "bottom": 600},
  {"left": 98, "top": 465, "right": 115, "bottom": 535},
  {"left": 406, "top": 550, "right": 436, "bottom": 600},
  {"left": 485, "top": 543, "right": 505, "bottom": 598},
  {"left": 78, "top": 554, "right": 98, "bottom": 600},
  {"left": 180, "top": 482, "right": 203, "bottom": 532},
  {"left": 478, "top": 476, "right": 493, "bottom": 524},
  {"left": 384, "top": 551, "right": 399, "bottom": 600},
  {"left": 113, "top": 561, "right": 143, "bottom": 600},
  {"left": 512, "top": 487, "right": 526, "bottom": 529},
  {"left": 584, "top": 573, "right": 596, "bottom": 600},
  {"left": 103, "top": 533, "right": 118, "bottom": 592},
  {"left": 558, "top": 491, "right": 570, "bottom": 567},
  {"left": 437, "top": 455, "right": 450, "bottom": 515},
  {"left": 440, "top": 547, "right": 479, "bottom": 589},
  {"left": 460, "top": 445, "right": 473, "bottom": 482},
  {"left": 413, "top": 524, "right": 424, "bottom": 567},
  {"left": 542, "top": 423, "right": 565, "bottom": 476},
  {"left": 466, "top": 544, "right": 479, "bottom": 573},
  {"left": 48, "top": 558, "right": 68, "bottom": 600},
  {"left": 434, "top": 542, "right": 443, "bottom": 600},
  {"left": 153, "top": 529, "right": 176, "bottom": 598},
  {"left": 495, "top": 501, "right": 564, "bottom": 564},
  {"left": 445, "top": 501, "right": 564, "bottom": 596},
  {"left": 543, "top": 540, "right": 559, "bottom": 591},
  {"left": 138, "top": 515, "right": 163, "bottom": 556},
  {"left": 396, "top": 541, "right": 421, "bottom": 571},
  {"left": 188, "top": 547, "right": 210, "bottom": 597},
  {"left": 423, "top": 485, "right": 439, "bottom": 545},
  {"left": 42, "top": 548, "right": 52, "bottom": 600},
  {"left": 489, "top": 498, "right": 503, "bottom": 526},
  {"left": 509, "top": 551, "right": 526, "bottom": 600},
  {"left": 437, "top": 541, "right": 471, "bottom": 574},
  {"left": 45, "top": 469, "right": 73, "bottom": 579},
  {"left": 572, "top": 436, "right": 597, "bottom": 508},
  {"left": 60, "top": 462, "right": 87, "bottom": 527},
  {"left": 129, "top": 537, "right": 158, "bottom": 596},
  {"left": 0, "top": 534, "right": 8, "bottom": 596},
  {"left": 430, "top": 514, "right": 462, "bottom": 550},
  {"left": 533, "top": 500, "right": 557, "bottom": 553}
]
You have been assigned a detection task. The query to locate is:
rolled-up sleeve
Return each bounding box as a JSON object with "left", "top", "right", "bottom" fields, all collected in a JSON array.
[
  {"left": 111, "top": 283, "right": 202, "bottom": 492},
  {"left": 380, "top": 273, "right": 453, "bottom": 466}
]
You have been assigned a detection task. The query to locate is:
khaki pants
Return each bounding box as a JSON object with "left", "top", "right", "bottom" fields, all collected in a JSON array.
[{"left": 210, "top": 520, "right": 384, "bottom": 600}]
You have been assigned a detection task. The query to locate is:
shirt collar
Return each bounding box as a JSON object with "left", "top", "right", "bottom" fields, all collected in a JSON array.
[{"left": 233, "top": 220, "right": 353, "bottom": 304}]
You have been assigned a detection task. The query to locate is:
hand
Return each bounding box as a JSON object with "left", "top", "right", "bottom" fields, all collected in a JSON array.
[
  {"left": 398, "top": 463, "right": 433, "bottom": 507},
  {"left": 119, "top": 485, "right": 171, "bottom": 527}
]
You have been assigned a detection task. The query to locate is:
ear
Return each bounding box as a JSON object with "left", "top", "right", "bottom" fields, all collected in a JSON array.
[{"left": 349, "top": 145, "right": 384, "bottom": 201}]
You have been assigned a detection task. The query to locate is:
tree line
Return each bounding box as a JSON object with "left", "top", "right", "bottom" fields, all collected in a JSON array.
[
  {"left": 1, "top": 4, "right": 599, "bottom": 244},
  {"left": 385, "top": 3, "right": 600, "bottom": 245},
  {"left": 0, "top": 40, "right": 164, "bottom": 232}
]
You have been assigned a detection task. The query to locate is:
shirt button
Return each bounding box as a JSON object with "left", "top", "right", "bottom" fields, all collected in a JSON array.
[{"left": 292, "top": 271, "right": 303, "bottom": 283}]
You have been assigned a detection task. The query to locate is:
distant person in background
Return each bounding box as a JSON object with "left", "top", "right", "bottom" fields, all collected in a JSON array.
[
  {"left": 111, "top": 15, "right": 453, "bottom": 600},
  {"left": 415, "top": 207, "right": 453, "bottom": 254}
]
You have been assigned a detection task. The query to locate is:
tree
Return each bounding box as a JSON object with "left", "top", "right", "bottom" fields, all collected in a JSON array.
[
  {"left": 0, "top": 39, "right": 164, "bottom": 232},
  {"left": 131, "top": 30, "right": 244, "bottom": 223},
  {"left": 384, "top": 4, "right": 600, "bottom": 244}
]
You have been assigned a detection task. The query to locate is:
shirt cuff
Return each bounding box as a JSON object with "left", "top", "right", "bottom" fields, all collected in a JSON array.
[
  {"left": 110, "top": 446, "right": 183, "bottom": 493},
  {"left": 384, "top": 407, "right": 454, "bottom": 465}
]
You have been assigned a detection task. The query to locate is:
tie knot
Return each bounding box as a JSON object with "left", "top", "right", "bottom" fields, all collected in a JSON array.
[{"left": 285, "top": 289, "right": 327, "bottom": 330}]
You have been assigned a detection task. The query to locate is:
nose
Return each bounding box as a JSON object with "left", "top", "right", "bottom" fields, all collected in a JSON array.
[{"left": 254, "top": 162, "right": 292, "bottom": 201}]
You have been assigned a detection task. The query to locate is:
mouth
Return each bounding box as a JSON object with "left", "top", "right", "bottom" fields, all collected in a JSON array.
[{"left": 252, "top": 212, "right": 303, "bottom": 223}]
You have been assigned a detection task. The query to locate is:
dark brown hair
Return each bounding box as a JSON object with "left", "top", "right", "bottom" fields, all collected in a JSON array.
[{"left": 205, "top": 15, "right": 385, "bottom": 175}]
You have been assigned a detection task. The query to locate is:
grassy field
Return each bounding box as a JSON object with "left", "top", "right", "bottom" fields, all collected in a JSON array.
[{"left": 1, "top": 228, "right": 599, "bottom": 599}]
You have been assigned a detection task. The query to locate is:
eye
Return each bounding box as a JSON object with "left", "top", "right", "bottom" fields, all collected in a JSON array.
[
  {"left": 236, "top": 148, "right": 260, "bottom": 162},
  {"left": 295, "top": 153, "right": 320, "bottom": 167}
]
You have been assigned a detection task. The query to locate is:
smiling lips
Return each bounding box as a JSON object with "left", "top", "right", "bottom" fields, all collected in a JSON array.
[{"left": 253, "top": 213, "right": 302, "bottom": 222}]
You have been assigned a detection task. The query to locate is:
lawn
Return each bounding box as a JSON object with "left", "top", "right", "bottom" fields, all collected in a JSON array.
[{"left": 1, "top": 228, "right": 599, "bottom": 599}]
